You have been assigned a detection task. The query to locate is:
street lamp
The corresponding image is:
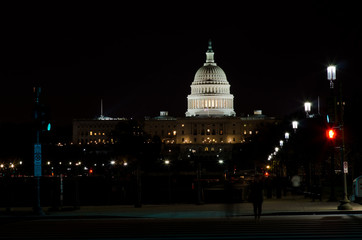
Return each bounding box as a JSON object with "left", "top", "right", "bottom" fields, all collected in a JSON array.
[
  {"left": 285, "top": 132, "right": 290, "bottom": 142},
  {"left": 327, "top": 65, "right": 336, "bottom": 89},
  {"left": 304, "top": 102, "right": 312, "bottom": 118},
  {"left": 292, "top": 121, "right": 298, "bottom": 133}
]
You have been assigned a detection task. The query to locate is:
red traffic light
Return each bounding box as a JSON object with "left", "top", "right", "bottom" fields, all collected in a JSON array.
[{"left": 326, "top": 129, "right": 336, "bottom": 139}]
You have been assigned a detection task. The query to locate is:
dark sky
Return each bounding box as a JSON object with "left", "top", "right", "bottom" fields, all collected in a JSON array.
[{"left": 2, "top": 2, "right": 362, "bottom": 127}]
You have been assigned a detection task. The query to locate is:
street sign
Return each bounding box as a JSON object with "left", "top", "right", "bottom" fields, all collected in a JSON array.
[
  {"left": 34, "top": 143, "right": 42, "bottom": 177},
  {"left": 343, "top": 161, "right": 348, "bottom": 174}
]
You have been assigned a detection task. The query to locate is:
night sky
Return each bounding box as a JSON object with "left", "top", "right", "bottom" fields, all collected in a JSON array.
[{"left": 3, "top": 2, "right": 362, "bottom": 127}]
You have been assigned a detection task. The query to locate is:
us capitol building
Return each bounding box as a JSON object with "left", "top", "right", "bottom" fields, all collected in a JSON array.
[{"left": 73, "top": 41, "right": 277, "bottom": 161}]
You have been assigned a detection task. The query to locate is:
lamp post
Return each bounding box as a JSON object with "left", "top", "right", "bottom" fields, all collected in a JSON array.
[
  {"left": 326, "top": 65, "right": 352, "bottom": 209},
  {"left": 164, "top": 160, "right": 171, "bottom": 203},
  {"left": 333, "top": 67, "right": 352, "bottom": 210}
]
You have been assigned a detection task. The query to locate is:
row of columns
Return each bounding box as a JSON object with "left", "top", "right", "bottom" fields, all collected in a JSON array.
[
  {"left": 192, "top": 86, "right": 229, "bottom": 94},
  {"left": 188, "top": 98, "right": 233, "bottom": 109}
]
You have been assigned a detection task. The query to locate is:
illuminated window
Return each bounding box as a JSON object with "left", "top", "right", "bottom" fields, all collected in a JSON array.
[
  {"left": 90, "top": 131, "right": 93, "bottom": 136},
  {"left": 205, "top": 147, "right": 209, "bottom": 152},
  {"left": 173, "top": 130, "right": 177, "bottom": 136}
]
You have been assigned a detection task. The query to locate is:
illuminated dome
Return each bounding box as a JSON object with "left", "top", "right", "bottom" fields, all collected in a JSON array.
[
  {"left": 194, "top": 64, "right": 227, "bottom": 83},
  {"left": 186, "top": 41, "right": 235, "bottom": 117}
]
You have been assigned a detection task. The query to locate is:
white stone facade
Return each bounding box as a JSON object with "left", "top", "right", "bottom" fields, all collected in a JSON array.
[{"left": 186, "top": 42, "right": 236, "bottom": 117}]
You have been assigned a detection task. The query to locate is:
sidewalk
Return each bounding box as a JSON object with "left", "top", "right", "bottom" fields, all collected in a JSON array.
[{"left": 2, "top": 196, "right": 362, "bottom": 219}]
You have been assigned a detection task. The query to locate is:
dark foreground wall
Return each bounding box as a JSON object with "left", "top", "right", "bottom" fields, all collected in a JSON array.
[{"left": 0, "top": 175, "right": 238, "bottom": 208}]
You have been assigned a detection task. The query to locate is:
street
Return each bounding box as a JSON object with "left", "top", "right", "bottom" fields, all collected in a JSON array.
[{"left": 1, "top": 214, "right": 362, "bottom": 239}]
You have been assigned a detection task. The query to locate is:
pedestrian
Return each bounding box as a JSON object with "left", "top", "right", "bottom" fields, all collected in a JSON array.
[
  {"left": 291, "top": 175, "right": 301, "bottom": 195},
  {"left": 249, "top": 174, "right": 264, "bottom": 221}
]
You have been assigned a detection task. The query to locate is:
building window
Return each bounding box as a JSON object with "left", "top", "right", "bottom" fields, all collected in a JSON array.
[
  {"left": 205, "top": 147, "right": 209, "bottom": 152},
  {"left": 193, "top": 129, "right": 197, "bottom": 135},
  {"left": 219, "top": 130, "right": 223, "bottom": 135},
  {"left": 194, "top": 138, "right": 197, "bottom": 142}
]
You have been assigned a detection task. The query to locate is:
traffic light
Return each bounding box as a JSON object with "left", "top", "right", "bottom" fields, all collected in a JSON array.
[
  {"left": 33, "top": 86, "right": 51, "bottom": 132},
  {"left": 34, "top": 104, "right": 51, "bottom": 132},
  {"left": 326, "top": 128, "right": 337, "bottom": 140}
]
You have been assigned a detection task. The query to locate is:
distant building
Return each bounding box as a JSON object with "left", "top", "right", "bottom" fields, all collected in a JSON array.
[
  {"left": 144, "top": 42, "right": 278, "bottom": 162},
  {"left": 144, "top": 110, "right": 276, "bottom": 160},
  {"left": 72, "top": 41, "right": 278, "bottom": 163},
  {"left": 185, "top": 40, "right": 235, "bottom": 117},
  {"left": 72, "top": 116, "right": 127, "bottom": 145}
]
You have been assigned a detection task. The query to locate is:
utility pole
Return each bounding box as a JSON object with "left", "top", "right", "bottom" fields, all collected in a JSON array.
[
  {"left": 336, "top": 73, "right": 352, "bottom": 210},
  {"left": 33, "top": 86, "right": 45, "bottom": 215}
]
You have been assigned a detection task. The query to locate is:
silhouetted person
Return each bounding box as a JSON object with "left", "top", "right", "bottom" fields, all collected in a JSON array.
[{"left": 249, "top": 175, "right": 264, "bottom": 221}]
